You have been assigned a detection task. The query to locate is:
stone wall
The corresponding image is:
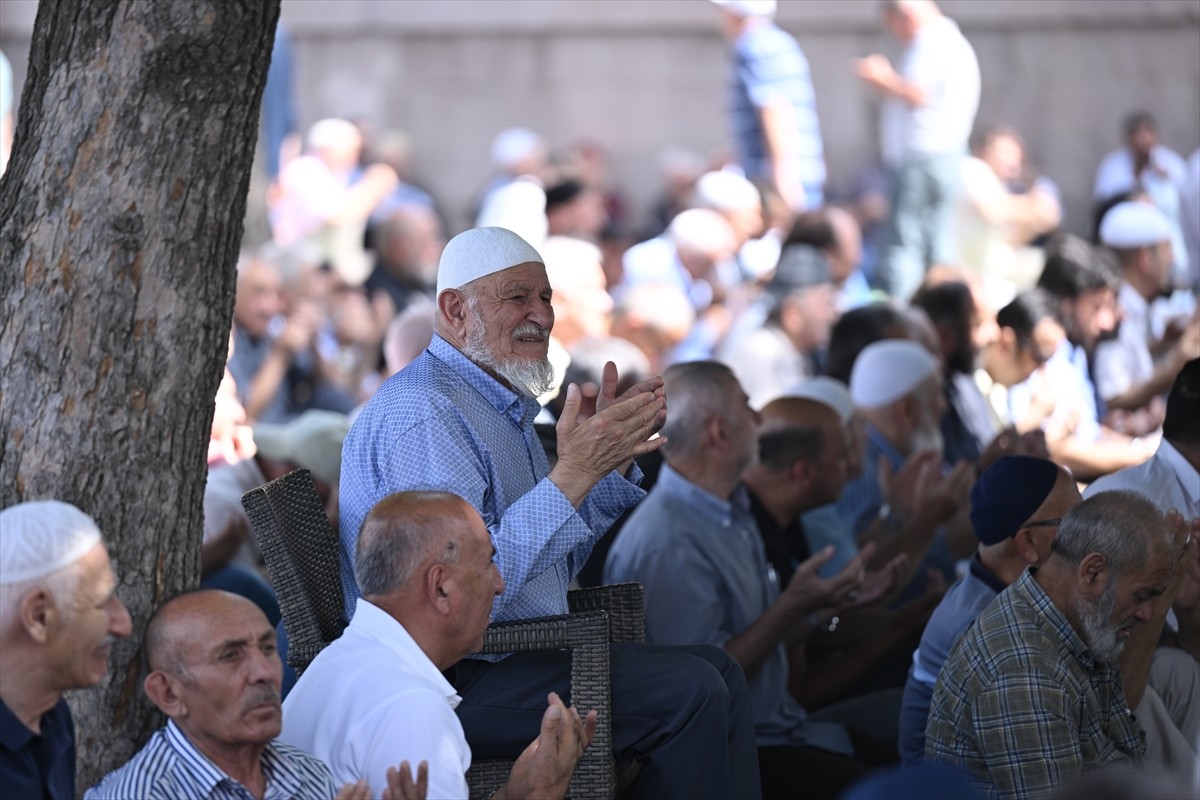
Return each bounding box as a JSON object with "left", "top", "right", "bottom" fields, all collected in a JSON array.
[{"left": 4, "top": 0, "right": 1198, "bottom": 237}]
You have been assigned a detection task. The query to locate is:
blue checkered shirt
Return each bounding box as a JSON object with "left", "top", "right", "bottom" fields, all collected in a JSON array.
[
  {"left": 925, "top": 569, "right": 1144, "bottom": 800},
  {"left": 84, "top": 721, "right": 335, "bottom": 800},
  {"left": 339, "top": 334, "right": 645, "bottom": 623}
]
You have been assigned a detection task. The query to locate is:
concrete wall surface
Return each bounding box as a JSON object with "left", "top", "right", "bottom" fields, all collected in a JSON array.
[{"left": 3, "top": 0, "right": 1198, "bottom": 237}]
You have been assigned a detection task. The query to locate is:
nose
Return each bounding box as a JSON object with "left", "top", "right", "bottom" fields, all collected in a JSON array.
[
  {"left": 531, "top": 297, "right": 554, "bottom": 331},
  {"left": 1134, "top": 600, "right": 1154, "bottom": 624},
  {"left": 110, "top": 596, "right": 133, "bottom": 638},
  {"left": 492, "top": 564, "right": 506, "bottom": 597},
  {"left": 250, "top": 643, "right": 283, "bottom": 684}
]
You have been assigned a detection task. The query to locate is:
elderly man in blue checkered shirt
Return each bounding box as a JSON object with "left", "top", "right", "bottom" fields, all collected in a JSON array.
[
  {"left": 339, "top": 226, "right": 761, "bottom": 799},
  {"left": 924, "top": 491, "right": 1197, "bottom": 799}
]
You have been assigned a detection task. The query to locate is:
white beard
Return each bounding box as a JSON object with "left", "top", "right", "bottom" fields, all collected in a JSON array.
[
  {"left": 462, "top": 316, "right": 555, "bottom": 399},
  {"left": 1078, "top": 580, "right": 1125, "bottom": 663}
]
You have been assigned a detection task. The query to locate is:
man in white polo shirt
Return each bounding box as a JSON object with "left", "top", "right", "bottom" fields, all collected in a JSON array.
[
  {"left": 281, "top": 491, "right": 595, "bottom": 800},
  {"left": 1093, "top": 201, "right": 1200, "bottom": 436},
  {"left": 856, "top": 0, "right": 980, "bottom": 302}
]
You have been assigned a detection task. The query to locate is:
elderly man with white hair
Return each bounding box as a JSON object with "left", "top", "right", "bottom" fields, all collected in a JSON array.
[
  {"left": 340, "top": 226, "right": 761, "bottom": 799},
  {"left": 0, "top": 501, "right": 132, "bottom": 799},
  {"left": 1093, "top": 201, "right": 1200, "bottom": 435},
  {"left": 269, "top": 118, "right": 399, "bottom": 276},
  {"left": 619, "top": 208, "right": 740, "bottom": 362},
  {"left": 833, "top": 340, "right": 975, "bottom": 596}
]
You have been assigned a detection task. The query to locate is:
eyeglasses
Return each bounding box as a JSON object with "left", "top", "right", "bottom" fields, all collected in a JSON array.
[{"left": 1023, "top": 517, "right": 1062, "bottom": 529}]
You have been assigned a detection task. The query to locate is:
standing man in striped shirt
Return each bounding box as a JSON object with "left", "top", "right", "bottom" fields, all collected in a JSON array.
[{"left": 714, "top": 0, "right": 826, "bottom": 213}]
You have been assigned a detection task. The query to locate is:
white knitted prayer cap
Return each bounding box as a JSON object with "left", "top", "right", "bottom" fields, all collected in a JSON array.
[
  {"left": 850, "top": 340, "right": 939, "bottom": 409},
  {"left": 1099, "top": 201, "right": 1173, "bottom": 249},
  {"left": 0, "top": 500, "right": 102, "bottom": 585},
  {"left": 785, "top": 377, "right": 855, "bottom": 424},
  {"left": 436, "top": 227, "right": 545, "bottom": 297}
]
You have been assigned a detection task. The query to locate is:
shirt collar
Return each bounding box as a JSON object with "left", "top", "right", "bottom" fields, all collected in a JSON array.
[
  {"left": 968, "top": 553, "right": 1009, "bottom": 594},
  {"left": 865, "top": 423, "right": 906, "bottom": 468},
  {"left": 427, "top": 334, "right": 539, "bottom": 428},
  {"left": 1014, "top": 568, "right": 1097, "bottom": 670},
  {"left": 655, "top": 463, "right": 749, "bottom": 527},
  {"left": 350, "top": 599, "right": 462, "bottom": 709},
  {"left": 1156, "top": 439, "right": 1200, "bottom": 506},
  {"left": 0, "top": 698, "right": 34, "bottom": 752},
  {"left": 163, "top": 720, "right": 301, "bottom": 799}
]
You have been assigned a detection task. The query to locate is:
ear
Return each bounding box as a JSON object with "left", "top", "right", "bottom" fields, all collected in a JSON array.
[
  {"left": 1012, "top": 529, "right": 1041, "bottom": 565},
  {"left": 789, "top": 459, "right": 817, "bottom": 494},
  {"left": 144, "top": 671, "right": 185, "bottom": 718},
  {"left": 436, "top": 289, "right": 468, "bottom": 339},
  {"left": 427, "top": 563, "right": 452, "bottom": 616},
  {"left": 706, "top": 413, "right": 726, "bottom": 449},
  {"left": 896, "top": 393, "right": 919, "bottom": 429},
  {"left": 1077, "top": 552, "right": 1109, "bottom": 597},
  {"left": 18, "top": 589, "right": 56, "bottom": 644}
]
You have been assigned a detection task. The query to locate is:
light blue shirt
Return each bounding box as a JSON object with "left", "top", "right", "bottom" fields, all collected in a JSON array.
[
  {"left": 85, "top": 721, "right": 334, "bottom": 800},
  {"left": 604, "top": 464, "right": 851, "bottom": 755},
  {"left": 339, "top": 334, "right": 644, "bottom": 623}
]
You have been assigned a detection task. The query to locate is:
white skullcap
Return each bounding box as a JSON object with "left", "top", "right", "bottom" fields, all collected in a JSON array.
[
  {"left": 0, "top": 501, "right": 102, "bottom": 584},
  {"left": 693, "top": 170, "right": 762, "bottom": 213},
  {"left": 1099, "top": 201, "right": 1173, "bottom": 249},
  {"left": 850, "top": 340, "right": 939, "bottom": 409},
  {"left": 474, "top": 179, "right": 548, "bottom": 248},
  {"left": 253, "top": 410, "right": 351, "bottom": 486},
  {"left": 785, "top": 377, "right": 855, "bottom": 424},
  {"left": 437, "top": 226, "right": 545, "bottom": 296},
  {"left": 490, "top": 127, "right": 546, "bottom": 170},
  {"left": 305, "top": 118, "right": 360, "bottom": 153},
  {"left": 667, "top": 208, "right": 738, "bottom": 254},
  {"left": 711, "top": 0, "right": 777, "bottom": 18}
]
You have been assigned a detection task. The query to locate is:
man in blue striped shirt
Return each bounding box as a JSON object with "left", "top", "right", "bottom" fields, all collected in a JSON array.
[
  {"left": 714, "top": 0, "right": 826, "bottom": 211},
  {"left": 86, "top": 591, "right": 340, "bottom": 800}
]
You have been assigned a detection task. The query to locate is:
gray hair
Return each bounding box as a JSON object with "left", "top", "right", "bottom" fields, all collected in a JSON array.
[
  {"left": 1052, "top": 490, "right": 1173, "bottom": 575},
  {"left": 660, "top": 361, "right": 737, "bottom": 462},
  {"left": 355, "top": 491, "right": 465, "bottom": 596}
]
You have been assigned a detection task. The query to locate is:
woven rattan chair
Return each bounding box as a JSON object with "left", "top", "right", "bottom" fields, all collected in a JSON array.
[
  {"left": 241, "top": 469, "right": 346, "bottom": 676},
  {"left": 242, "top": 469, "right": 644, "bottom": 799}
]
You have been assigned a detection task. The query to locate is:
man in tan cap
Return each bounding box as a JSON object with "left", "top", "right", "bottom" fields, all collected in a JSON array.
[{"left": 340, "top": 226, "right": 761, "bottom": 799}]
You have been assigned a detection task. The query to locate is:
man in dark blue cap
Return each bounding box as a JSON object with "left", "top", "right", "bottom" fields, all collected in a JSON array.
[{"left": 897, "top": 455, "right": 1079, "bottom": 763}]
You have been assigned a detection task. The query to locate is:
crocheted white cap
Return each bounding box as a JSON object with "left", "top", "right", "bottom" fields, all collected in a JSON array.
[
  {"left": 0, "top": 500, "right": 102, "bottom": 584},
  {"left": 850, "top": 340, "right": 939, "bottom": 409},
  {"left": 436, "top": 226, "right": 545, "bottom": 296},
  {"left": 1099, "top": 201, "right": 1173, "bottom": 249},
  {"left": 785, "top": 376, "right": 855, "bottom": 424}
]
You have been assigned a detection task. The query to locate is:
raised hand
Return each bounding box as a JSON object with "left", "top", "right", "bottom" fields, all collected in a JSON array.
[
  {"left": 781, "top": 544, "right": 866, "bottom": 615},
  {"left": 550, "top": 382, "right": 666, "bottom": 506},
  {"left": 504, "top": 692, "right": 597, "bottom": 800}
]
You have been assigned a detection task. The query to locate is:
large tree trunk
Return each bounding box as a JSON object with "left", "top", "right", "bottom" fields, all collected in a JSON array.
[{"left": 0, "top": 0, "right": 279, "bottom": 790}]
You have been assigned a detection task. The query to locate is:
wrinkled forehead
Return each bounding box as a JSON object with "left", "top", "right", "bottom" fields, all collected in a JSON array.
[{"left": 467, "top": 261, "right": 549, "bottom": 296}]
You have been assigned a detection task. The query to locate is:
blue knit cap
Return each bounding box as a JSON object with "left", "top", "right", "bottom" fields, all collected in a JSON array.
[{"left": 969, "top": 455, "right": 1061, "bottom": 546}]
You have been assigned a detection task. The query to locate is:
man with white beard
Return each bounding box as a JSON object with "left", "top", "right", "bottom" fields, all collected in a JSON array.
[
  {"left": 834, "top": 339, "right": 948, "bottom": 537},
  {"left": 339, "top": 226, "right": 762, "bottom": 799},
  {"left": 925, "top": 491, "right": 1197, "bottom": 800}
]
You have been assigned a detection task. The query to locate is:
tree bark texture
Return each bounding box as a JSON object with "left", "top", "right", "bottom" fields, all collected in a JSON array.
[{"left": 0, "top": 0, "right": 279, "bottom": 790}]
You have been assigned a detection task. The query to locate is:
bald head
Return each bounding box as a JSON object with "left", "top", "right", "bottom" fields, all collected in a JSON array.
[
  {"left": 145, "top": 590, "right": 269, "bottom": 677},
  {"left": 355, "top": 491, "right": 478, "bottom": 598}
]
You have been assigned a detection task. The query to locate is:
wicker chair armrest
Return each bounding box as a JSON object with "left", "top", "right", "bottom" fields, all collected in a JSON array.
[
  {"left": 470, "top": 611, "right": 617, "bottom": 800},
  {"left": 568, "top": 582, "right": 645, "bottom": 643}
]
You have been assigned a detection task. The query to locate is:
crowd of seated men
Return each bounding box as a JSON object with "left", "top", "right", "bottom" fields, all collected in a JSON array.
[{"left": 5, "top": 4, "right": 1200, "bottom": 793}]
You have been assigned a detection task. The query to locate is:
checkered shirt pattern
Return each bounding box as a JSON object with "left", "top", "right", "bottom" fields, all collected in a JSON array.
[{"left": 925, "top": 569, "right": 1144, "bottom": 800}]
